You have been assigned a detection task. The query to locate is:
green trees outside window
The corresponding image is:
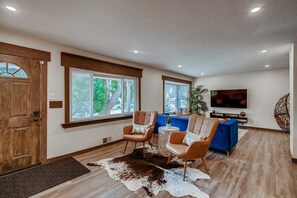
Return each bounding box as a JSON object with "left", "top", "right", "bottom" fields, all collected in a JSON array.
[{"left": 71, "top": 69, "right": 137, "bottom": 121}]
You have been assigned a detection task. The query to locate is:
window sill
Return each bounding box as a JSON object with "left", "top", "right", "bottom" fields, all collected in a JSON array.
[{"left": 61, "top": 115, "right": 133, "bottom": 129}]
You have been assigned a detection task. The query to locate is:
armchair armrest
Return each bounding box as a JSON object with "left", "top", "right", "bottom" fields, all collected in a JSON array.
[
  {"left": 123, "top": 125, "right": 133, "bottom": 135},
  {"left": 168, "top": 132, "right": 186, "bottom": 144},
  {"left": 182, "top": 140, "right": 210, "bottom": 159},
  {"left": 143, "top": 126, "right": 154, "bottom": 140}
]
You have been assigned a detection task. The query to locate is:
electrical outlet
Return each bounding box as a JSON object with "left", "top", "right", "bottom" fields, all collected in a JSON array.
[{"left": 103, "top": 136, "right": 112, "bottom": 144}]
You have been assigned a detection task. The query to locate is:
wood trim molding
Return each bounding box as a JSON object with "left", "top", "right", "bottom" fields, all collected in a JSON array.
[
  {"left": 162, "top": 75, "right": 193, "bottom": 113},
  {"left": 64, "top": 67, "right": 70, "bottom": 123},
  {"left": 0, "top": 42, "right": 51, "bottom": 61},
  {"left": 47, "top": 139, "right": 125, "bottom": 163},
  {"left": 61, "top": 116, "right": 132, "bottom": 129},
  {"left": 162, "top": 75, "right": 192, "bottom": 85},
  {"left": 239, "top": 126, "right": 284, "bottom": 133},
  {"left": 61, "top": 52, "right": 142, "bottom": 78},
  {"left": 41, "top": 62, "right": 48, "bottom": 163},
  {"left": 49, "top": 101, "right": 63, "bottom": 108},
  {"left": 138, "top": 77, "right": 141, "bottom": 111}
]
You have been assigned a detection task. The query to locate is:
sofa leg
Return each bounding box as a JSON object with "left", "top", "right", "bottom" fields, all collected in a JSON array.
[
  {"left": 226, "top": 151, "right": 230, "bottom": 157},
  {"left": 134, "top": 142, "right": 137, "bottom": 149},
  {"left": 201, "top": 158, "right": 209, "bottom": 175},
  {"left": 124, "top": 141, "right": 129, "bottom": 154}
]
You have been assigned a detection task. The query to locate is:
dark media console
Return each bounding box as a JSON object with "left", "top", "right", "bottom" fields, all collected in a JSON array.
[{"left": 210, "top": 112, "right": 248, "bottom": 124}]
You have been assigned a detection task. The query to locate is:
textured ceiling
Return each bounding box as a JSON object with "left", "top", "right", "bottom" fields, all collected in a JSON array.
[{"left": 1, "top": 0, "right": 297, "bottom": 77}]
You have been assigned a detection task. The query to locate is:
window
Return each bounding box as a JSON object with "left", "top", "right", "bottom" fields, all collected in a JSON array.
[
  {"left": 61, "top": 52, "right": 142, "bottom": 128},
  {"left": 70, "top": 69, "right": 138, "bottom": 121},
  {"left": 0, "top": 62, "right": 28, "bottom": 78},
  {"left": 162, "top": 76, "right": 192, "bottom": 113}
]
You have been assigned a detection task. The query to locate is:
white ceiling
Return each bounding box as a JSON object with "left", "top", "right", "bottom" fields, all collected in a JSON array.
[{"left": 1, "top": 0, "right": 297, "bottom": 77}]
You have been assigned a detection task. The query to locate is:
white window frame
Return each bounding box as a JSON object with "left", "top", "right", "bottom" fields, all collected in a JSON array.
[
  {"left": 70, "top": 68, "right": 138, "bottom": 122},
  {"left": 164, "top": 80, "right": 190, "bottom": 113}
]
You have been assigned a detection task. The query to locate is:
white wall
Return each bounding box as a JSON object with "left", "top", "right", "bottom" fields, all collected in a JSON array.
[
  {"left": 195, "top": 68, "right": 289, "bottom": 130},
  {"left": 0, "top": 30, "right": 193, "bottom": 158},
  {"left": 289, "top": 43, "right": 297, "bottom": 159}
]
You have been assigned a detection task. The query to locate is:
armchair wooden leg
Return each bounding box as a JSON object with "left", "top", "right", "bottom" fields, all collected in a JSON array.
[
  {"left": 167, "top": 153, "right": 172, "bottom": 165},
  {"left": 148, "top": 140, "right": 153, "bottom": 150},
  {"left": 124, "top": 141, "right": 129, "bottom": 154},
  {"left": 143, "top": 141, "right": 145, "bottom": 158},
  {"left": 183, "top": 160, "right": 188, "bottom": 181},
  {"left": 201, "top": 158, "right": 209, "bottom": 175},
  {"left": 134, "top": 142, "right": 137, "bottom": 149}
]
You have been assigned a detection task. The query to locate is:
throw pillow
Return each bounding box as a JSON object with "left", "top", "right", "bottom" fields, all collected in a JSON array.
[
  {"left": 182, "top": 131, "right": 206, "bottom": 145},
  {"left": 131, "top": 124, "right": 150, "bottom": 135}
]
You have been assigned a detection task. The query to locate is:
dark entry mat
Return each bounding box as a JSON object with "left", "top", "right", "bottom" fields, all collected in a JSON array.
[{"left": 0, "top": 157, "right": 90, "bottom": 198}]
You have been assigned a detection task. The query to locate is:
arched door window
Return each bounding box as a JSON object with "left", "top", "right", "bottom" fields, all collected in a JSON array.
[{"left": 0, "top": 62, "right": 28, "bottom": 78}]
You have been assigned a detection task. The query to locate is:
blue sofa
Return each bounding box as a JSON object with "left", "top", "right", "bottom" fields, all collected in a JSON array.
[
  {"left": 154, "top": 114, "right": 189, "bottom": 133},
  {"left": 155, "top": 114, "right": 238, "bottom": 155}
]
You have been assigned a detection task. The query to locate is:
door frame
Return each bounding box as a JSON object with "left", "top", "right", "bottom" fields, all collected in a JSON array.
[{"left": 0, "top": 42, "right": 51, "bottom": 163}]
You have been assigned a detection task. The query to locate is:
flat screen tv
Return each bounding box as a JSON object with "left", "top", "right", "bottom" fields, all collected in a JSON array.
[{"left": 211, "top": 89, "right": 247, "bottom": 108}]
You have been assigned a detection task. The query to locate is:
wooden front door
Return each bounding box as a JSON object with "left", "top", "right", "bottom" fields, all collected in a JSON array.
[{"left": 0, "top": 54, "right": 41, "bottom": 174}]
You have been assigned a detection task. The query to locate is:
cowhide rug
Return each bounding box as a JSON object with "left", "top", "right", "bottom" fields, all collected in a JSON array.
[{"left": 87, "top": 147, "right": 210, "bottom": 198}]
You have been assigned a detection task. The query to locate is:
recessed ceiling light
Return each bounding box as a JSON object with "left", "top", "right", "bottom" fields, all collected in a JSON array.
[
  {"left": 6, "top": 6, "right": 16, "bottom": 12},
  {"left": 265, "top": 65, "right": 270, "bottom": 68},
  {"left": 133, "top": 50, "right": 139, "bottom": 54},
  {"left": 177, "top": 65, "right": 182, "bottom": 68},
  {"left": 201, "top": 72, "right": 204, "bottom": 75},
  {"left": 251, "top": 7, "right": 261, "bottom": 13},
  {"left": 261, "top": 50, "right": 267, "bottom": 53}
]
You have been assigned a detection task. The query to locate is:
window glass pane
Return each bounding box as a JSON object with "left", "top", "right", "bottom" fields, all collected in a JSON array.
[
  {"left": 164, "top": 81, "right": 190, "bottom": 113},
  {"left": 71, "top": 72, "right": 92, "bottom": 120},
  {"left": 93, "top": 76, "right": 122, "bottom": 116},
  {"left": 164, "top": 84, "right": 177, "bottom": 113},
  {"left": 14, "top": 69, "right": 28, "bottom": 78},
  {"left": 1, "top": 73, "right": 13, "bottom": 77},
  {"left": 124, "top": 79, "right": 136, "bottom": 113},
  {"left": 178, "top": 85, "right": 189, "bottom": 109},
  {"left": 8, "top": 63, "right": 20, "bottom": 74},
  {"left": 0, "top": 62, "right": 6, "bottom": 73}
]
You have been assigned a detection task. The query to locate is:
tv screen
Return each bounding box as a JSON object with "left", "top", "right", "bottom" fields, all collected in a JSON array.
[{"left": 211, "top": 89, "right": 247, "bottom": 108}]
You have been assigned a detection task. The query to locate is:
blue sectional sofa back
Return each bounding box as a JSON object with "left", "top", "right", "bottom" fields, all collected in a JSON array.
[
  {"left": 155, "top": 114, "right": 238, "bottom": 154},
  {"left": 154, "top": 114, "right": 189, "bottom": 133}
]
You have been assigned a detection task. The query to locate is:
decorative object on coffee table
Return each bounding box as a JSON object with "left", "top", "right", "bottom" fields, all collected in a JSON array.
[
  {"left": 274, "top": 93, "right": 290, "bottom": 132},
  {"left": 164, "top": 116, "right": 172, "bottom": 129},
  {"left": 158, "top": 126, "right": 179, "bottom": 157}
]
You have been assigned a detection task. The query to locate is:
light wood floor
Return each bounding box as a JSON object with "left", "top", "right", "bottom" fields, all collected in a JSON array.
[{"left": 33, "top": 129, "right": 297, "bottom": 198}]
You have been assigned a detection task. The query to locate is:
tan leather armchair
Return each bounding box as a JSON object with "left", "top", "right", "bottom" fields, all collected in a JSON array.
[
  {"left": 123, "top": 111, "right": 158, "bottom": 158},
  {"left": 166, "top": 114, "right": 219, "bottom": 180}
]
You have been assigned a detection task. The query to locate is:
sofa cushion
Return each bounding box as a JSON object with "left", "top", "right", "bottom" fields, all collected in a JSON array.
[
  {"left": 131, "top": 124, "right": 149, "bottom": 135},
  {"left": 166, "top": 142, "right": 188, "bottom": 155},
  {"left": 182, "top": 131, "right": 206, "bottom": 145}
]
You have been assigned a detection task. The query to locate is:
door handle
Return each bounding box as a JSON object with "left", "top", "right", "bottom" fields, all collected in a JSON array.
[{"left": 33, "top": 111, "right": 40, "bottom": 122}]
